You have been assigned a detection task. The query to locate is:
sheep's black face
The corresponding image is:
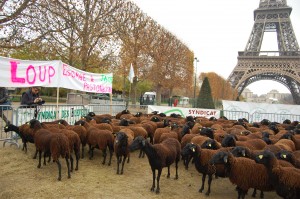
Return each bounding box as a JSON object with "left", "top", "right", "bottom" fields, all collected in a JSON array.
[
  {"left": 186, "top": 121, "right": 195, "bottom": 129},
  {"left": 252, "top": 122, "right": 260, "bottom": 128},
  {"left": 74, "top": 120, "right": 85, "bottom": 126},
  {"left": 88, "top": 112, "right": 96, "bottom": 117},
  {"left": 221, "top": 135, "right": 235, "bottom": 147},
  {"left": 275, "top": 150, "right": 293, "bottom": 163},
  {"left": 129, "top": 136, "right": 144, "bottom": 152},
  {"left": 209, "top": 151, "right": 229, "bottom": 165},
  {"left": 119, "top": 119, "right": 129, "bottom": 126},
  {"left": 181, "top": 125, "right": 190, "bottom": 137},
  {"left": 268, "top": 124, "right": 279, "bottom": 134},
  {"left": 280, "top": 133, "right": 293, "bottom": 140},
  {"left": 262, "top": 137, "right": 272, "bottom": 145},
  {"left": 201, "top": 139, "right": 217, "bottom": 150},
  {"left": 200, "top": 128, "right": 214, "bottom": 139},
  {"left": 159, "top": 113, "right": 166, "bottom": 117},
  {"left": 261, "top": 119, "right": 271, "bottom": 126},
  {"left": 231, "top": 146, "right": 247, "bottom": 158},
  {"left": 150, "top": 116, "right": 160, "bottom": 122},
  {"left": 181, "top": 143, "right": 197, "bottom": 157},
  {"left": 4, "top": 124, "right": 13, "bottom": 133},
  {"left": 29, "top": 119, "right": 40, "bottom": 128},
  {"left": 115, "top": 132, "right": 128, "bottom": 145},
  {"left": 254, "top": 150, "right": 275, "bottom": 167}
]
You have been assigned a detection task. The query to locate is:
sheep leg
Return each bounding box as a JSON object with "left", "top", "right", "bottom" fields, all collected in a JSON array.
[
  {"left": 33, "top": 149, "right": 38, "bottom": 159},
  {"left": 199, "top": 174, "right": 206, "bottom": 193},
  {"left": 81, "top": 144, "right": 84, "bottom": 159},
  {"left": 259, "top": 191, "right": 264, "bottom": 198},
  {"left": 43, "top": 152, "right": 47, "bottom": 165},
  {"left": 37, "top": 151, "right": 42, "bottom": 168},
  {"left": 89, "top": 147, "right": 94, "bottom": 160},
  {"left": 70, "top": 154, "right": 74, "bottom": 172},
  {"left": 56, "top": 159, "right": 62, "bottom": 181},
  {"left": 151, "top": 169, "right": 156, "bottom": 192},
  {"left": 116, "top": 156, "right": 120, "bottom": 174},
  {"left": 205, "top": 174, "right": 212, "bottom": 196},
  {"left": 174, "top": 160, "right": 179, "bottom": 180},
  {"left": 102, "top": 149, "right": 107, "bottom": 165},
  {"left": 24, "top": 142, "right": 27, "bottom": 153},
  {"left": 156, "top": 169, "right": 162, "bottom": 194},
  {"left": 138, "top": 149, "right": 143, "bottom": 158},
  {"left": 127, "top": 153, "right": 130, "bottom": 163},
  {"left": 120, "top": 155, "right": 127, "bottom": 174},
  {"left": 237, "top": 187, "right": 246, "bottom": 199},
  {"left": 75, "top": 151, "right": 79, "bottom": 171},
  {"left": 167, "top": 166, "right": 170, "bottom": 178},
  {"left": 108, "top": 148, "right": 113, "bottom": 166},
  {"left": 65, "top": 157, "right": 71, "bottom": 179},
  {"left": 252, "top": 189, "right": 257, "bottom": 197}
]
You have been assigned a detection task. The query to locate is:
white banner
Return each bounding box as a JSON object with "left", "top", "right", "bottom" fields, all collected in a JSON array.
[
  {"left": 0, "top": 56, "right": 112, "bottom": 93},
  {"left": 222, "top": 100, "right": 300, "bottom": 115},
  {"left": 148, "top": 105, "right": 220, "bottom": 118}
]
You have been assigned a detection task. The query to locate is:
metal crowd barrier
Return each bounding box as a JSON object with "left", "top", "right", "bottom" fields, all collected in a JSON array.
[
  {"left": 222, "top": 110, "right": 250, "bottom": 121},
  {"left": 0, "top": 105, "right": 15, "bottom": 147},
  {"left": 250, "top": 112, "right": 300, "bottom": 123},
  {"left": 2, "top": 104, "right": 88, "bottom": 147}
]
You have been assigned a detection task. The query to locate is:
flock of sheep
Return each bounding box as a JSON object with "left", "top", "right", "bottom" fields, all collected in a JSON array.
[{"left": 4, "top": 110, "right": 300, "bottom": 199}]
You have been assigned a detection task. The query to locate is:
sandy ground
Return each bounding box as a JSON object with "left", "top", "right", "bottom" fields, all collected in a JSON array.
[{"left": 0, "top": 141, "right": 281, "bottom": 199}]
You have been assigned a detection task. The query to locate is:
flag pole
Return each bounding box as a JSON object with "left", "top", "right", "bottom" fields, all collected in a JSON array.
[{"left": 127, "top": 63, "right": 134, "bottom": 110}]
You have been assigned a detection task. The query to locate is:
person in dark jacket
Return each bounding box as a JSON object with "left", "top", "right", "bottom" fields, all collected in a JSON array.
[
  {"left": 21, "top": 87, "right": 45, "bottom": 106},
  {"left": 0, "top": 87, "right": 11, "bottom": 124}
]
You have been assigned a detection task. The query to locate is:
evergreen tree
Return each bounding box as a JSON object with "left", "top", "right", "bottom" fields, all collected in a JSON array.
[{"left": 196, "top": 77, "right": 215, "bottom": 109}]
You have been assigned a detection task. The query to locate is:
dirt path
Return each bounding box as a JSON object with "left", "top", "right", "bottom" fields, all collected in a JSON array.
[{"left": 0, "top": 142, "right": 281, "bottom": 199}]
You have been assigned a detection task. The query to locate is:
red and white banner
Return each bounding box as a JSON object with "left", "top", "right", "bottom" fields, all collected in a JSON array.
[{"left": 0, "top": 56, "right": 113, "bottom": 93}]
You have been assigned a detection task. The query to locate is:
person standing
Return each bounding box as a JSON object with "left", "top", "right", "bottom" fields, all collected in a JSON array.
[
  {"left": 21, "top": 87, "right": 44, "bottom": 106},
  {"left": 0, "top": 87, "right": 11, "bottom": 124}
]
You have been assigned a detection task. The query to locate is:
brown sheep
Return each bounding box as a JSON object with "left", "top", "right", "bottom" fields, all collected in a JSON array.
[
  {"left": 75, "top": 120, "right": 114, "bottom": 166},
  {"left": 255, "top": 150, "right": 300, "bottom": 198},
  {"left": 129, "top": 136, "right": 181, "bottom": 194},
  {"left": 66, "top": 125, "right": 87, "bottom": 158},
  {"left": 114, "top": 131, "right": 133, "bottom": 174},
  {"left": 210, "top": 151, "right": 273, "bottom": 199},
  {"left": 181, "top": 143, "right": 229, "bottom": 196},
  {"left": 153, "top": 126, "right": 171, "bottom": 144},
  {"left": 221, "top": 134, "right": 267, "bottom": 150},
  {"left": 29, "top": 119, "right": 71, "bottom": 181}
]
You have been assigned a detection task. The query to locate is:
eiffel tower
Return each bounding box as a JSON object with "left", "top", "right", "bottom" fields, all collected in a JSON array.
[{"left": 227, "top": 0, "right": 300, "bottom": 104}]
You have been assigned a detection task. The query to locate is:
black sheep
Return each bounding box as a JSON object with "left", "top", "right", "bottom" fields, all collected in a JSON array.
[{"left": 129, "top": 136, "right": 181, "bottom": 194}]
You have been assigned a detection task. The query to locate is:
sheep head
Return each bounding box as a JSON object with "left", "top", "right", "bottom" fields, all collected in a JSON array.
[
  {"left": 254, "top": 150, "right": 276, "bottom": 168},
  {"left": 209, "top": 151, "right": 230, "bottom": 165},
  {"left": 129, "top": 136, "right": 146, "bottom": 152}
]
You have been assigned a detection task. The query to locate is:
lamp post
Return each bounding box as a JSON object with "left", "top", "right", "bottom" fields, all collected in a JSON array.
[{"left": 193, "top": 57, "right": 199, "bottom": 108}]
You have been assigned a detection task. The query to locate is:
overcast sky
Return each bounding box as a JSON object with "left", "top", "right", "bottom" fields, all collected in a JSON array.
[{"left": 131, "top": 0, "right": 300, "bottom": 95}]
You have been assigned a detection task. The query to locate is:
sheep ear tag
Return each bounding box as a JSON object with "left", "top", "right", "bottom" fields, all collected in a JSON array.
[
  {"left": 208, "top": 144, "right": 212, "bottom": 147},
  {"left": 223, "top": 156, "right": 228, "bottom": 163},
  {"left": 142, "top": 140, "right": 146, "bottom": 146},
  {"left": 282, "top": 154, "right": 287, "bottom": 159},
  {"left": 192, "top": 148, "right": 195, "bottom": 152},
  {"left": 242, "top": 151, "right": 246, "bottom": 157},
  {"left": 258, "top": 155, "right": 263, "bottom": 159}
]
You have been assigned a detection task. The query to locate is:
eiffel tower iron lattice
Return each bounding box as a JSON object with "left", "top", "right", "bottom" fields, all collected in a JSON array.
[{"left": 227, "top": 0, "right": 300, "bottom": 104}]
